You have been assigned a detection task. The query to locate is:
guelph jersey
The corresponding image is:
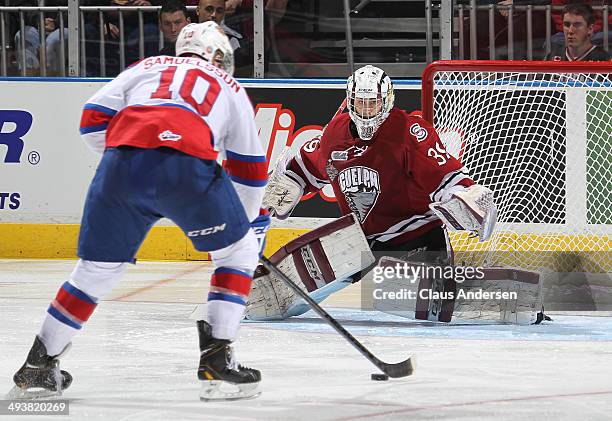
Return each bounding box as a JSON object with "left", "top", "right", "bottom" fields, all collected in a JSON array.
[{"left": 288, "top": 108, "right": 474, "bottom": 245}]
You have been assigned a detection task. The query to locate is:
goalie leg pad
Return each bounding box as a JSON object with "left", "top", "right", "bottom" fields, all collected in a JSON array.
[
  {"left": 246, "top": 267, "right": 297, "bottom": 321},
  {"left": 369, "top": 257, "right": 543, "bottom": 325},
  {"left": 246, "top": 271, "right": 352, "bottom": 321},
  {"left": 369, "top": 256, "right": 456, "bottom": 322},
  {"left": 453, "top": 268, "right": 543, "bottom": 325},
  {"left": 245, "top": 214, "right": 375, "bottom": 320}
]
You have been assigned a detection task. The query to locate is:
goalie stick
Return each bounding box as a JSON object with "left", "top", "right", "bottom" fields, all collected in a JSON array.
[{"left": 259, "top": 255, "right": 415, "bottom": 378}]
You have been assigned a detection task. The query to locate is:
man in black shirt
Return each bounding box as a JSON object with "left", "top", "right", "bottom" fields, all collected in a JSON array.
[
  {"left": 158, "top": 0, "right": 191, "bottom": 56},
  {"left": 545, "top": 3, "right": 611, "bottom": 61}
]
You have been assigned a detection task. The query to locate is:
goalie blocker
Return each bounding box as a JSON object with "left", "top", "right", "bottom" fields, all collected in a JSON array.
[
  {"left": 246, "top": 214, "right": 375, "bottom": 320},
  {"left": 370, "top": 256, "right": 545, "bottom": 325}
]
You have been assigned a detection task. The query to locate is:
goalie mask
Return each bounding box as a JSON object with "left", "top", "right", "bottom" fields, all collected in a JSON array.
[
  {"left": 346, "top": 65, "right": 394, "bottom": 140},
  {"left": 176, "top": 22, "right": 235, "bottom": 76}
]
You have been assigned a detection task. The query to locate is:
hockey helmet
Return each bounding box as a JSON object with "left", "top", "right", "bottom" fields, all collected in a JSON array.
[
  {"left": 176, "top": 22, "right": 234, "bottom": 75},
  {"left": 346, "top": 65, "right": 394, "bottom": 140}
]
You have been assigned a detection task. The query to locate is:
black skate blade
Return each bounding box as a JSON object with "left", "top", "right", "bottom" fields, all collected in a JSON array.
[
  {"left": 199, "top": 380, "right": 261, "bottom": 401},
  {"left": 6, "top": 385, "right": 63, "bottom": 400}
]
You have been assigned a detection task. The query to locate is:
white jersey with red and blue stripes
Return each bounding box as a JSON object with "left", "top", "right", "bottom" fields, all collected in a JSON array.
[{"left": 79, "top": 55, "right": 266, "bottom": 221}]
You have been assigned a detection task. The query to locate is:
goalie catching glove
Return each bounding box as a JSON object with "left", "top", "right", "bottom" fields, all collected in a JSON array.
[
  {"left": 262, "top": 147, "right": 305, "bottom": 220},
  {"left": 429, "top": 184, "right": 497, "bottom": 242}
]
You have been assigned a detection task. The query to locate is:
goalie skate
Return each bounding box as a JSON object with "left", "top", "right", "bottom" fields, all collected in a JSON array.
[
  {"left": 8, "top": 336, "right": 72, "bottom": 400},
  {"left": 197, "top": 321, "right": 261, "bottom": 401}
]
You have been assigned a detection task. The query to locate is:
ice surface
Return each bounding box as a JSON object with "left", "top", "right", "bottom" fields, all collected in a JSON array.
[{"left": 1, "top": 260, "right": 611, "bottom": 420}]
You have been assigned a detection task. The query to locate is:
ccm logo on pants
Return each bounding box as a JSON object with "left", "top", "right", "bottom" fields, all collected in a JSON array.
[{"left": 188, "top": 223, "right": 227, "bottom": 237}]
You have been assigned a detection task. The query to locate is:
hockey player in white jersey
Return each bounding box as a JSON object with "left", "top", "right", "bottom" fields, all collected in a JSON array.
[{"left": 10, "top": 22, "right": 269, "bottom": 401}]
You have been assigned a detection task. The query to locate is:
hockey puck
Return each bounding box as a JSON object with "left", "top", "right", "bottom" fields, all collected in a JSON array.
[{"left": 371, "top": 373, "right": 389, "bottom": 381}]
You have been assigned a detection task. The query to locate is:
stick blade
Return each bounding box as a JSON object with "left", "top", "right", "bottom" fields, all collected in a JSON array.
[{"left": 381, "top": 356, "right": 416, "bottom": 378}]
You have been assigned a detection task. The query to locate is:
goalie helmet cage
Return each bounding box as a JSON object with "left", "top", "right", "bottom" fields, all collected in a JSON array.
[{"left": 421, "top": 60, "right": 611, "bottom": 275}]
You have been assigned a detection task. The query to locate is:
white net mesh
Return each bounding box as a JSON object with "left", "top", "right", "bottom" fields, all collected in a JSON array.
[{"left": 424, "top": 63, "right": 611, "bottom": 275}]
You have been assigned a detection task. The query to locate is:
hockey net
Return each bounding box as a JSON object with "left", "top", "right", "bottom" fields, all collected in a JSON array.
[{"left": 422, "top": 61, "right": 611, "bottom": 276}]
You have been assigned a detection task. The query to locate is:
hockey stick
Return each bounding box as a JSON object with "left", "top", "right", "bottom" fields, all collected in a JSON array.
[{"left": 259, "top": 255, "right": 415, "bottom": 378}]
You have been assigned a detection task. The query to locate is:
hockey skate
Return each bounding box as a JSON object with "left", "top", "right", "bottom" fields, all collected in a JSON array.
[
  {"left": 8, "top": 336, "right": 72, "bottom": 399},
  {"left": 197, "top": 321, "right": 261, "bottom": 401}
]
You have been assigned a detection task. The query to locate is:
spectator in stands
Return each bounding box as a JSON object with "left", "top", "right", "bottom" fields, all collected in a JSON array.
[
  {"left": 81, "top": 0, "right": 121, "bottom": 76},
  {"left": 158, "top": 0, "right": 191, "bottom": 56},
  {"left": 109, "top": 0, "right": 161, "bottom": 64},
  {"left": 551, "top": 1, "right": 612, "bottom": 49},
  {"left": 13, "top": 12, "right": 41, "bottom": 75},
  {"left": 14, "top": 3, "right": 69, "bottom": 76},
  {"left": 82, "top": 0, "right": 161, "bottom": 76},
  {"left": 545, "top": 3, "right": 611, "bottom": 60},
  {"left": 45, "top": 21, "right": 69, "bottom": 75},
  {"left": 8, "top": 0, "right": 35, "bottom": 73},
  {"left": 498, "top": 0, "right": 612, "bottom": 49},
  {"left": 197, "top": 0, "right": 243, "bottom": 51},
  {"left": 196, "top": 0, "right": 224, "bottom": 23},
  {"left": 45, "top": 1, "right": 71, "bottom": 75},
  {"left": 188, "top": 0, "right": 289, "bottom": 76}
]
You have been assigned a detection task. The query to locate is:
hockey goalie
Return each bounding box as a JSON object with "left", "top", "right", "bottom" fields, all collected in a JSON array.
[{"left": 246, "top": 64, "right": 543, "bottom": 325}]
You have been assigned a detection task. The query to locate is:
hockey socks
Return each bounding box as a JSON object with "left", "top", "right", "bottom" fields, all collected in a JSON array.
[
  {"left": 39, "top": 280, "right": 98, "bottom": 355},
  {"left": 208, "top": 267, "right": 253, "bottom": 340}
]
